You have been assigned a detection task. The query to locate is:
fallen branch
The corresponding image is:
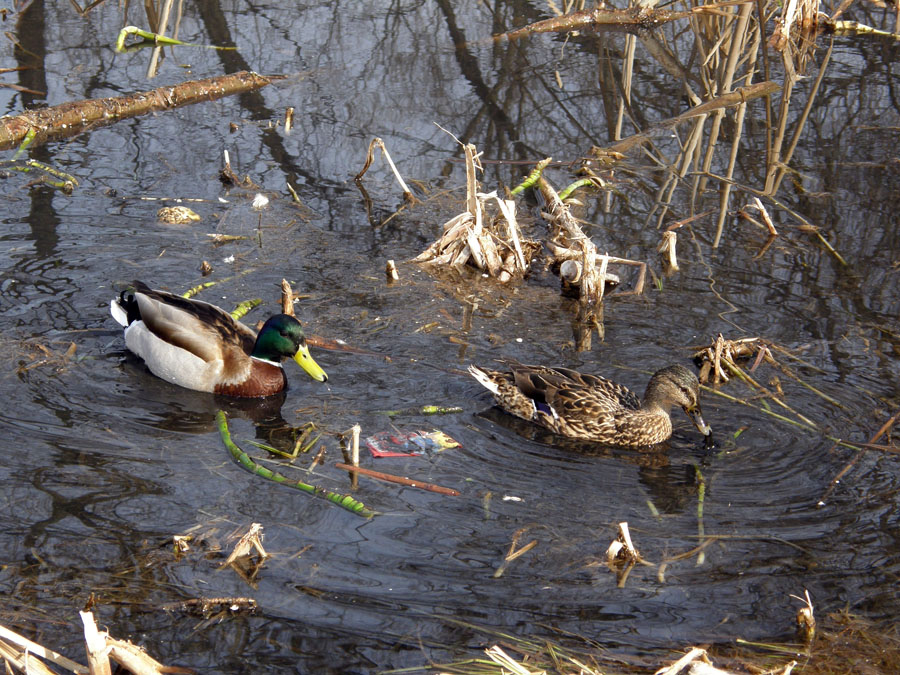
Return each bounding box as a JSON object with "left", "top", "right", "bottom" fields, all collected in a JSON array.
[{"left": 0, "top": 71, "right": 278, "bottom": 151}]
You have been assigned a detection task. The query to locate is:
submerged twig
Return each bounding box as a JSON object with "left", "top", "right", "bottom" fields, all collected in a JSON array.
[
  {"left": 335, "top": 463, "right": 460, "bottom": 496},
  {"left": 818, "top": 408, "right": 900, "bottom": 506},
  {"left": 494, "top": 527, "right": 539, "bottom": 578}
]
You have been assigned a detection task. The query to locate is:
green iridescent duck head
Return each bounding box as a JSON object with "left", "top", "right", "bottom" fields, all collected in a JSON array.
[{"left": 252, "top": 314, "right": 328, "bottom": 382}]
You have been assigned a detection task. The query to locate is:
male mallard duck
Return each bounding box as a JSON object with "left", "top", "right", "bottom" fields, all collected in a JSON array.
[
  {"left": 110, "top": 281, "right": 327, "bottom": 397},
  {"left": 468, "top": 362, "right": 711, "bottom": 447}
]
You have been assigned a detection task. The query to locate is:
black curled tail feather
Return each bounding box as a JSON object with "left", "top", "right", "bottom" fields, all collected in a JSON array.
[{"left": 118, "top": 287, "right": 142, "bottom": 325}]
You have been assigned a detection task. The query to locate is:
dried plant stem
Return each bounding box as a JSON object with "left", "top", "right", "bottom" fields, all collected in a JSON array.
[
  {"left": 721, "top": 359, "right": 817, "bottom": 427},
  {"left": 494, "top": 527, "right": 539, "bottom": 578},
  {"left": 769, "top": 41, "right": 834, "bottom": 196},
  {"left": 0, "top": 623, "right": 87, "bottom": 674},
  {"left": 355, "top": 137, "right": 415, "bottom": 202}
]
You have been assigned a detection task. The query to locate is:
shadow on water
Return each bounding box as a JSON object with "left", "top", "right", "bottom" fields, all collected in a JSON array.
[{"left": 0, "top": 0, "right": 899, "bottom": 673}]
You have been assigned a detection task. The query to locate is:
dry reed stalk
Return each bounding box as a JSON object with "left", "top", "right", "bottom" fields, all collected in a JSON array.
[
  {"left": 658, "top": 230, "right": 679, "bottom": 271},
  {"left": 711, "top": 3, "right": 759, "bottom": 246},
  {"left": 385, "top": 259, "right": 399, "bottom": 281},
  {"left": 792, "top": 589, "right": 816, "bottom": 643},
  {"left": 484, "top": 645, "right": 545, "bottom": 675},
  {"left": 0, "top": 625, "right": 88, "bottom": 675},
  {"left": 355, "top": 137, "right": 416, "bottom": 203},
  {"left": 147, "top": 0, "right": 177, "bottom": 78},
  {"left": 81, "top": 611, "right": 112, "bottom": 675},
  {"left": 767, "top": 41, "right": 833, "bottom": 196},
  {"left": 0, "top": 627, "right": 78, "bottom": 674},
  {"left": 108, "top": 636, "right": 194, "bottom": 674},
  {"left": 222, "top": 523, "right": 268, "bottom": 567},
  {"left": 653, "top": 647, "right": 724, "bottom": 675},
  {"left": 281, "top": 278, "right": 294, "bottom": 316},
  {"left": 339, "top": 425, "right": 361, "bottom": 490},
  {"left": 614, "top": 33, "right": 637, "bottom": 142},
  {"left": 694, "top": 335, "right": 829, "bottom": 432}
]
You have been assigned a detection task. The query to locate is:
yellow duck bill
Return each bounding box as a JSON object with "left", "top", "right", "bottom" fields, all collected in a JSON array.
[{"left": 293, "top": 344, "right": 328, "bottom": 382}]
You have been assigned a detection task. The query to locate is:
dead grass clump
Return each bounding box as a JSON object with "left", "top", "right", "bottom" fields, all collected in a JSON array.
[{"left": 413, "top": 143, "right": 539, "bottom": 282}]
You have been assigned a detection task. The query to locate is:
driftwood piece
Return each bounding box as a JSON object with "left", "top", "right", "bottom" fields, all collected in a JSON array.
[{"left": 0, "top": 71, "right": 277, "bottom": 151}]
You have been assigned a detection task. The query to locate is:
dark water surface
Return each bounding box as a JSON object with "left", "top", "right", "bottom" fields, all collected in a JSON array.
[{"left": 1, "top": 1, "right": 899, "bottom": 672}]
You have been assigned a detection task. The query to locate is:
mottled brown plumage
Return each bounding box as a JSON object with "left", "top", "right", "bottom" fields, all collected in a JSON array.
[{"left": 468, "top": 362, "right": 711, "bottom": 447}]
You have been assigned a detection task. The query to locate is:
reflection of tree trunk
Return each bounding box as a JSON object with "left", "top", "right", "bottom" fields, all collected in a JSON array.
[
  {"left": 433, "top": 0, "right": 527, "bottom": 158},
  {"left": 195, "top": 0, "right": 322, "bottom": 191},
  {"left": 15, "top": 0, "right": 59, "bottom": 260}
]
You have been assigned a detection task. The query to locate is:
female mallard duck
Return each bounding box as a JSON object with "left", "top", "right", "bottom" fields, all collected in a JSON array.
[
  {"left": 110, "top": 281, "right": 327, "bottom": 397},
  {"left": 468, "top": 362, "right": 711, "bottom": 447}
]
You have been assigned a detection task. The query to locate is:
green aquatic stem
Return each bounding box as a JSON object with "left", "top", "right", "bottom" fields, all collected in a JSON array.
[
  {"left": 115, "top": 25, "right": 236, "bottom": 53},
  {"left": 215, "top": 411, "right": 374, "bottom": 518},
  {"left": 510, "top": 157, "right": 552, "bottom": 195},
  {"left": 557, "top": 178, "right": 594, "bottom": 202},
  {"left": 182, "top": 281, "right": 217, "bottom": 299},
  {"left": 703, "top": 386, "right": 864, "bottom": 451},
  {"left": 230, "top": 298, "right": 262, "bottom": 321},
  {"left": 3, "top": 159, "right": 79, "bottom": 192},
  {"left": 694, "top": 464, "right": 707, "bottom": 565},
  {"left": 373, "top": 405, "right": 463, "bottom": 417},
  {"left": 12, "top": 128, "right": 36, "bottom": 161}
]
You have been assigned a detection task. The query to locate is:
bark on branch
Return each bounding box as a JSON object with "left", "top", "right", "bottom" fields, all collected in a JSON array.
[{"left": 0, "top": 70, "right": 279, "bottom": 151}]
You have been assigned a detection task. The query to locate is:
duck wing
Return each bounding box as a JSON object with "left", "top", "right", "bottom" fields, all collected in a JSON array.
[
  {"left": 131, "top": 281, "right": 256, "bottom": 363},
  {"left": 508, "top": 363, "right": 641, "bottom": 416}
]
